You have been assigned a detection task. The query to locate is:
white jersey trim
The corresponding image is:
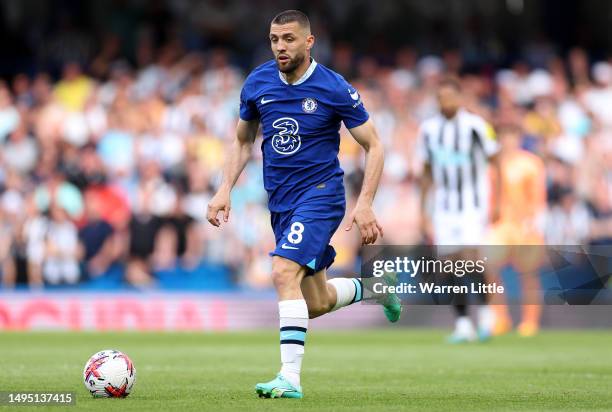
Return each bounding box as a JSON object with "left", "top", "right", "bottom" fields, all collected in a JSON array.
[{"left": 279, "top": 58, "right": 318, "bottom": 86}]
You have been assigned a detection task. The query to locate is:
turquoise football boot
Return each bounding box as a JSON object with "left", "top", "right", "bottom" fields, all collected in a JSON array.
[
  {"left": 380, "top": 273, "right": 402, "bottom": 323},
  {"left": 255, "top": 374, "right": 303, "bottom": 399}
]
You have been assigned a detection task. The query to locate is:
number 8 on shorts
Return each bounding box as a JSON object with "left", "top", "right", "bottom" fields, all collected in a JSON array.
[{"left": 288, "top": 222, "right": 304, "bottom": 244}]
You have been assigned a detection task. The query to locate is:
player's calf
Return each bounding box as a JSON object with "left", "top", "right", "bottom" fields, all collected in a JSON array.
[
  {"left": 305, "top": 297, "right": 335, "bottom": 319},
  {"left": 302, "top": 273, "right": 364, "bottom": 319}
]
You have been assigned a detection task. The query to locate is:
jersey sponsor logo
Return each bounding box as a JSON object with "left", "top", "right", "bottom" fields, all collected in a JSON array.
[
  {"left": 281, "top": 243, "right": 299, "bottom": 250},
  {"left": 271, "top": 117, "right": 301, "bottom": 155},
  {"left": 261, "top": 97, "right": 275, "bottom": 104},
  {"left": 431, "top": 147, "right": 470, "bottom": 166},
  {"left": 301, "top": 98, "right": 318, "bottom": 113}
]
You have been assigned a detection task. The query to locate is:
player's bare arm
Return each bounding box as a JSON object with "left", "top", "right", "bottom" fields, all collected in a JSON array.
[
  {"left": 344, "top": 118, "right": 385, "bottom": 245},
  {"left": 207, "top": 118, "right": 259, "bottom": 227},
  {"left": 489, "top": 153, "right": 502, "bottom": 224},
  {"left": 419, "top": 162, "right": 434, "bottom": 243}
]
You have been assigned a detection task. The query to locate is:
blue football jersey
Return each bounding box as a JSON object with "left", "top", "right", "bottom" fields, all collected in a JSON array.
[{"left": 239, "top": 59, "right": 369, "bottom": 212}]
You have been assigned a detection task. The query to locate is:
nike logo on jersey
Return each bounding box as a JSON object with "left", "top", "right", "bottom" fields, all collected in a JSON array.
[
  {"left": 281, "top": 243, "right": 299, "bottom": 250},
  {"left": 261, "top": 97, "right": 276, "bottom": 104},
  {"left": 348, "top": 88, "right": 359, "bottom": 100}
]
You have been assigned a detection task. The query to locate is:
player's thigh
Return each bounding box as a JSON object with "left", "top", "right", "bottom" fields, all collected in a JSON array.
[
  {"left": 483, "top": 224, "right": 512, "bottom": 272},
  {"left": 510, "top": 234, "right": 545, "bottom": 275}
]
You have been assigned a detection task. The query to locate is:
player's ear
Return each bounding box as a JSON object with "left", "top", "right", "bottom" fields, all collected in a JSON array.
[{"left": 306, "top": 34, "right": 315, "bottom": 51}]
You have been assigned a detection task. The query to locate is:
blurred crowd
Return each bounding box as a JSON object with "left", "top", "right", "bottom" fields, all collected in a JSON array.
[{"left": 0, "top": 34, "right": 611, "bottom": 289}]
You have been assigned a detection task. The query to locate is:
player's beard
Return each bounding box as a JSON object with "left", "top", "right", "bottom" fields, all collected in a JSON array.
[{"left": 276, "top": 52, "right": 305, "bottom": 74}]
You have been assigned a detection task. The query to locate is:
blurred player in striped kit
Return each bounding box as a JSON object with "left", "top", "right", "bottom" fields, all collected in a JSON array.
[{"left": 417, "top": 78, "right": 501, "bottom": 343}]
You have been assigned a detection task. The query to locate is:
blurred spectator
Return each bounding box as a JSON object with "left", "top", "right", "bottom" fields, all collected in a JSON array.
[
  {"left": 584, "top": 62, "right": 612, "bottom": 130},
  {"left": 78, "top": 190, "right": 121, "bottom": 278},
  {"left": 23, "top": 195, "right": 46, "bottom": 288},
  {"left": 43, "top": 203, "right": 80, "bottom": 285},
  {"left": 97, "top": 112, "right": 135, "bottom": 178},
  {"left": 2, "top": 121, "right": 38, "bottom": 174},
  {"left": 34, "top": 172, "right": 83, "bottom": 219},
  {"left": 0, "top": 86, "right": 20, "bottom": 142},
  {"left": 12, "top": 74, "right": 34, "bottom": 109},
  {"left": 0, "top": 180, "right": 22, "bottom": 287},
  {"left": 54, "top": 62, "right": 94, "bottom": 112},
  {"left": 523, "top": 96, "right": 562, "bottom": 155},
  {"left": 546, "top": 187, "right": 591, "bottom": 244},
  {"left": 586, "top": 177, "right": 612, "bottom": 245}
]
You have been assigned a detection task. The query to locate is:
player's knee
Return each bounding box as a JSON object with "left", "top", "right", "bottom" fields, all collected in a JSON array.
[
  {"left": 271, "top": 265, "right": 300, "bottom": 292},
  {"left": 271, "top": 270, "right": 293, "bottom": 291}
]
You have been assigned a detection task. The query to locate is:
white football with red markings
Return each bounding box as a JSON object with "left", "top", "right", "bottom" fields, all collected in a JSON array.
[{"left": 83, "top": 349, "right": 136, "bottom": 398}]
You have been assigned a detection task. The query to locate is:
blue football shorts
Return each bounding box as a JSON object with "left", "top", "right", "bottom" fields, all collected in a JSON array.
[{"left": 269, "top": 181, "right": 346, "bottom": 275}]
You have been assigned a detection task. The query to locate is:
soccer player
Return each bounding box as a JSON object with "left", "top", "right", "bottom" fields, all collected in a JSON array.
[
  {"left": 206, "top": 10, "right": 401, "bottom": 399},
  {"left": 417, "top": 78, "right": 500, "bottom": 343},
  {"left": 485, "top": 123, "right": 546, "bottom": 337}
]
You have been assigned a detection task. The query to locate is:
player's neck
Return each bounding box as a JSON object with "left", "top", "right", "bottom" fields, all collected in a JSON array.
[
  {"left": 283, "top": 56, "right": 313, "bottom": 84},
  {"left": 441, "top": 108, "right": 459, "bottom": 119}
]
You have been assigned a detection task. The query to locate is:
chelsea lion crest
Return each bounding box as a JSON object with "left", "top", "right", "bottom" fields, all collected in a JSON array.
[{"left": 302, "top": 98, "right": 318, "bottom": 113}]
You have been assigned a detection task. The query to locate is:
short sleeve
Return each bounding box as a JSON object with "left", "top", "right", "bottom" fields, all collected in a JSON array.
[
  {"left": 472, "top": 117, "right": 499, "bottom": 157},
  {"left": 334, "top": 78, "right": 369, "bottom": 129},
  {"left": 239, "top": 79, "right": 259, "bottom": 121}
]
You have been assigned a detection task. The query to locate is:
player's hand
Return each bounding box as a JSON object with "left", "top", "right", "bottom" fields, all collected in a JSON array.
[
  {"left": 345, "top": 202, "right": 384, "bottom": 245},
  {"left": 207, "top": 189, "right": 231, "bottom": 227}
]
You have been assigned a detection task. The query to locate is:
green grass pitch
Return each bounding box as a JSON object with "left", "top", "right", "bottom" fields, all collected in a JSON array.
[{"left": 0, "top": 330, "right": 611, "bottom": 411}]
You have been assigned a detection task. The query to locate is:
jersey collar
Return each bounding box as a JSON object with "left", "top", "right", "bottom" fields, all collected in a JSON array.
[{"left": 278, "top": 58, "right": 317, "bottom": 86}]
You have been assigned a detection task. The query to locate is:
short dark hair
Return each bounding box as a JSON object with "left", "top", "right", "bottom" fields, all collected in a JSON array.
[
  {"left": 271, "top": 10, "right": 310, "bottom": 30},
  {"left": 438, "top": 77, "right": 462, "bottom": 92}
]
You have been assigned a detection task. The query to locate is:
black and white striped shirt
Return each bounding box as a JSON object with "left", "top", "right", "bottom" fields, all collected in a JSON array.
[{"left": 417, "top": 109, "right": 498, "bottom": 216}]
